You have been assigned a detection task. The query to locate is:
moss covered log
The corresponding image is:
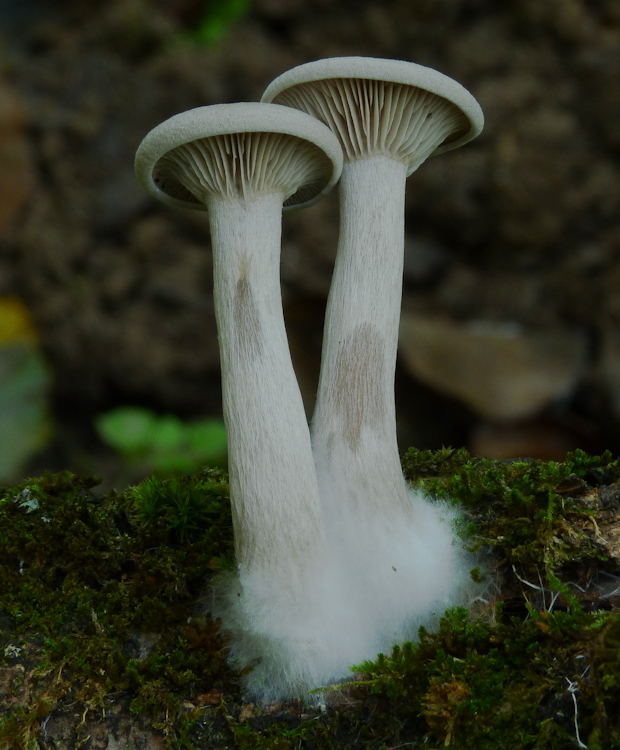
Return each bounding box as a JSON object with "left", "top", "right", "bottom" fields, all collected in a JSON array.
[{"left": 1, "top": 449, "right": 620, "bottom": 749}]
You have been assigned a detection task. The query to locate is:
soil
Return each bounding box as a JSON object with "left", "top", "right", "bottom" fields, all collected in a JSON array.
[{"left": 1, "top": 0, "right": 620, "bottom": 479}]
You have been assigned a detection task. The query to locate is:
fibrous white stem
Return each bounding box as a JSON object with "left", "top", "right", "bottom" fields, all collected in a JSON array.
[
  {"left": 208, "top": 192, "right": 324, "bottom": 585},
  {"left": 208, "top": 193, "right": 365, "bottom": 700},
  {"left": 312, "top": 156, "right": 465, "bottom": 630},
  {"left": 207, "top": 165, "right": 473, "bottom": 703},
  {"left": 313, "top": 156, "right": 409, "bottom": 521}
]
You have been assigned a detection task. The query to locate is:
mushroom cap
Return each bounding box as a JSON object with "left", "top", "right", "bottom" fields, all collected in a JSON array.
[
  {"left": 261, "top": 57, "right": 484, "bottom": 174},
  {"left": 135, "top": 102, "right": 343, "bottom": 211}
]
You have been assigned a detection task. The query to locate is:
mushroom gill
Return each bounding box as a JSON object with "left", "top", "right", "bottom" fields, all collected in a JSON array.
[
  {"left": 272, "top": 78, "right": 470, "bottom": 174},
  {"left": 153, "top": 131, "right": 333, "bottom": 207}
]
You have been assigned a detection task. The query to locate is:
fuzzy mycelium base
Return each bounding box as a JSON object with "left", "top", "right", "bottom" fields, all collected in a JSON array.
[{"left": 210, "top": 485, "right": 480, "bottom": 702}]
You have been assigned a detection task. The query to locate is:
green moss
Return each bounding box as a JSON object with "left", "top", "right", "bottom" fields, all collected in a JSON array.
[
  {"left": 2, "top": 449, "right": 620, "bottom": 748},
  {"left": 0, "top": 468, "right": 237, "bottom": 748},
  {"left": 336, "top": 605, "right": 616, "bottom": 748},
  {"left": 402, "top": 447, "right": 619, "bottom": 581}
]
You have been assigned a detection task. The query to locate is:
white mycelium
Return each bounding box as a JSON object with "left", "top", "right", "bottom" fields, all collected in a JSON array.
[
  {"left": 262, "top": 57, "right": 485, "bottom": 687},
  {"left": 136, "top": 103, "right": 347, "bottom": 699}
]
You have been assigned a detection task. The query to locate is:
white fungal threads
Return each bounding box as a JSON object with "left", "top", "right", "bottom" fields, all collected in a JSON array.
[{"left": 135, "top": 77, "right": 485, "bottom": 702}]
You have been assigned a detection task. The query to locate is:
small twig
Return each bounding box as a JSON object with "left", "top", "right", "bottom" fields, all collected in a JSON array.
[
  {"left": 567, "top": 581, "right": 586, "bottom": 593},
  {"left": 588, "top": 515, "right": 603, "bottom": 541},
  {"left": 548, "top": 590, "right": 560, "bottom": 612},
  {"left": 599, "top": 584, "right": 620, "bottom": 599},
  {"left": 565, "top": 676, "right": 587, "bottom": 749},
  {"left": 512, "top": 565, "right": 566, "bottom": 614},
  {"left": 41, "top": 713, "right": 51, "bottom": 739},
  {"left": 594, "top": 572, "right": 620, "bottom": 599},
  {"left": 90, "top": 608, "right": 104, "bottom": 635},
  {"left": 536, "top": 567, "right": 547, "bottom": 610},
  {"left": 512, "top": 565, "right": 545, "bottom": 593}
]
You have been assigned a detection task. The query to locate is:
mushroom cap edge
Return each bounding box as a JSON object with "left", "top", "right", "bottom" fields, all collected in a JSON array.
[
  {"left": 261, "top": 56, "right": 484, "bottom": 156},
  {"left": 134, "top": 102, "right": 344, "bottom": 212}
]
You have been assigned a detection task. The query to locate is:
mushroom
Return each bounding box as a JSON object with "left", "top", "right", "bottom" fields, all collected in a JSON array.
[
  {"left": 262, "top": 59, "right": 484, "bottom": 632},
  {"left": 135, "top": 102, "right": 343, "bottom": 698}
]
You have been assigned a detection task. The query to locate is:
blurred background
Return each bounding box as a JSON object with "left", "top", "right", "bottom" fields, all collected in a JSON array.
[{"left": 1, "top": 0, "right": 620, "bottom": 489}]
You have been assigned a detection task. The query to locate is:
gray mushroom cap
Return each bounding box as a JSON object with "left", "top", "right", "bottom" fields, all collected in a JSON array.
[
  {"left": 135, "top": 102, "right": 343, "bottom": 211},
  {"left": 261, "top": 57, "right": 484, "bottom": 175}
]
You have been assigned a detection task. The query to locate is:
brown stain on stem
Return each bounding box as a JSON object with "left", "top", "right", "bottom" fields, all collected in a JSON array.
[
  {"left": 332, "top": 324, "right": 386, "bottom": 450},
  {"left": 233, "top": 269, "right": 262, "bottom": 358}
]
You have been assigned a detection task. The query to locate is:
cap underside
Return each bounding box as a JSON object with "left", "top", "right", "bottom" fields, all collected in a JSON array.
[
  {"left": 271, "top": 78, "right": 469, "bottom": 175},
  {"left": 135, "top": 102, "right": 343, "bottom": 211},
  {"left": 154, "top": 131, "right": 334, "bottom": 208},
  {"left": 261, "top": 57, "right": 484, "bottom": 171}
]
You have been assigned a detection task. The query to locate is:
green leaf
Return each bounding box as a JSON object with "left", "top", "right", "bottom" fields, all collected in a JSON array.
[
  {"left": 150, "top": 415, "right": 185, "bottom": 452},
  {"left": 95, "top": 407, "right": 157, "bottom": 454},
  {"left": 195, "top": 0, "right": 252, "bottom": 46},
  {"left": 0, "top": 344, "right": 51, "bottom": 482},
  {"left": 171, "top": 0, "right": 252, "bottom": 49},
  {"left": 188, "top": 420, "right": 227, "bottom": 459},
  {"left": 95, "top": 407, "right": 228, "bottom": 475}
]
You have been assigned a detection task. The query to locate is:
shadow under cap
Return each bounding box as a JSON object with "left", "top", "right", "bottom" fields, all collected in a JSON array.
[
  {"left": 261, "top": 56, "right": 484, "bottom": 170},
  {"left": 134, "top": 102, "right": 343, "bottom": 212}
]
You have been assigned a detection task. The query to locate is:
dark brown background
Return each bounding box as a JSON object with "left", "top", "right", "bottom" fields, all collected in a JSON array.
[{"left": 2, "top": 0, "right": 620, "bottom": 482}]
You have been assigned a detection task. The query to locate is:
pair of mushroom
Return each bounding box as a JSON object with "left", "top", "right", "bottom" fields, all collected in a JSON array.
[{"left": 135, "top": 57, "right": 484, "bottom": 701}]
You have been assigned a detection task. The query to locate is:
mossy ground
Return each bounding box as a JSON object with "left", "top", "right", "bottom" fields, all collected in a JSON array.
[{"left": 1, "top": 449, "right": 620, "bottom": 749}]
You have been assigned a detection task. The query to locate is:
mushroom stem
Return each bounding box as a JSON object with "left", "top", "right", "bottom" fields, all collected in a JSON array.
[
  {"left": 208, "top": 192, "right": 324, "bottom": 586},
  {"left": 312, "top": 155, "right": 409, "bottom": 525},
  {"left": 311, "top": 156, "right": 468, "bottom": 629},
  {"left": 261, "top": 60, "right": 486, "bottom": 658},
  {"left": 135, "top": 102, "right": 346, "bottom": 699}
]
